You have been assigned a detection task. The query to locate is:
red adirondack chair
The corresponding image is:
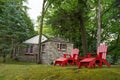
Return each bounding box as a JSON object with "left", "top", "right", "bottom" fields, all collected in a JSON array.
[
  {"left": 78, "top": 43, "right": 110, "bottom": 68},
  {"left": 95, "top": 44, "right": 110, "bottom": 67},
  {"left": 67, "top": 48, "right": 80, "bottom": 65},
  {"left": 54, "top": 48, "right": 79, "bottom": 66}
]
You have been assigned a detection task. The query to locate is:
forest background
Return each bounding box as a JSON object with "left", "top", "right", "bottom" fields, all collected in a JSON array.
[{"left": 0, "top": 0, "right": 120, "bottom": 64}]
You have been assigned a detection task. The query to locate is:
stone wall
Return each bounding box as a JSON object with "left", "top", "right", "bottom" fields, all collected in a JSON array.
[
  {"left": 17, "top": 44, "right": 38, "bottom": 62},
  {"left": 18, "top": 42, "right": 73, "bottom": 64},
  {"left": 41, "top": 42, "right": 73, "bottom": 64},
  {"left": 18, "top": 54, "right": 37, "bottom": 62}
]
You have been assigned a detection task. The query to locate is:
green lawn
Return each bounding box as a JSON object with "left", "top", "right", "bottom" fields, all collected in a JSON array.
[{"left": 0, "top": 62, "right": 120, "bottom": 80}]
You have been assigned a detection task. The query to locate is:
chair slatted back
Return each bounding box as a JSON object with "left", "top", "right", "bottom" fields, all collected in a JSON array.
[
  {"left": 70, "top": 48, "right": 79, "bottom": 59},
  {"left": 97, "top": 44, "right": 107, "bottom": 59}
]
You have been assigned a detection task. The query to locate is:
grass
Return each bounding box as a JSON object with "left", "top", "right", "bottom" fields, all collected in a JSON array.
[{"left": 0, "top": 62, "right": 120, "bottom": 80}]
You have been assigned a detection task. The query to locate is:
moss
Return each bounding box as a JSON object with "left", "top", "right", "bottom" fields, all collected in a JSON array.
[{"left": 0, "top": 63, "right": 120, "bottom": 80}]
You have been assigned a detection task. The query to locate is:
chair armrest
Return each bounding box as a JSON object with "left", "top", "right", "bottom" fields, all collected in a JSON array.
[{"left": 63, "top": 53, "right": 67, "bottom": 58}]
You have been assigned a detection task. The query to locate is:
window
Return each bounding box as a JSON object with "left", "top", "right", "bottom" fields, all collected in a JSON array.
[
  {"left": 57, "top": 43, "right": 67, "bottom": 51},
  {"left": 26, "top": 45, "right": 33, "bottom": 54},
  {"left": 30, "top": 45, "right": 33, "bottom": 53},
  {"left": 41, "top": 44, "right": 45, "bottom": 52}
]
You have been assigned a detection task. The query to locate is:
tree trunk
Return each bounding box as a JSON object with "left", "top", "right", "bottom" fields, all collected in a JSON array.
[
  {"left": 38, "top": 0, "right": 46, "bottom": 64},
  {"left": 77, "top": 0, "right": 88, "bottom": 55},
  {"left": 79, "top": 16, "right": 88, "bottom": 55},
  {"left": 97, "top": 0, "right": 101, "bottom": 47},
  {"left": 3, "top": 52, "right": 6, "bottom": 63},
  {"left": 10, "top": 39, "right": 14, "bottom": 58}
]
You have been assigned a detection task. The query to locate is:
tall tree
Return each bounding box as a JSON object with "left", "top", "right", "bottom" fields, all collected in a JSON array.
[
  {"left": 45, "top": 0, "right": 89, "bottom": 55},
  {"left": 0, "top": 0, "right": 35, "bottom": 62},
  {"left": 96, "top": 0, "right": 101, "bottom": 47},
  {"left": 77, "top": 0, "right": 88, "bottom": 55},
  {"left": 39, "top": 0, "right": 120, "bottom": 59},
  {"left": 38, "top": 0, "right": 46, "bottom": 64}
]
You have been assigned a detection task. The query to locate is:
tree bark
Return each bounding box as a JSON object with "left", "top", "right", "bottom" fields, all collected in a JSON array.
[
  {"left": 77, "top": 0, "right": 88, "bottom": 55},
  {"left": 10, "top": 39, "right": 14, "bottom": 58},
  {"left": 3, "top": 52, "right": 6, "bottom": 63},
  {"left": 38, "top": 0, "right": 46, "bottom": 64},
  {"left": 97, "top": 0, "right": 101, "bottom": 47},
  {"left": 79, "top": 16, "right": 88, "bottom": 55}
]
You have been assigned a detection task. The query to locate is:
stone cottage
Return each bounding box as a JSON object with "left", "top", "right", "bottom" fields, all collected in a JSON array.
[{"left": 18, "top": 35, "right": 73, "bottom": 64}]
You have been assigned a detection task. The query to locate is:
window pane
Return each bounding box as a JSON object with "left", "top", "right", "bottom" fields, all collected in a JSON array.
[
  {"left": 30, "top": 45, "right": 33, "bottom": 53},
  {"left": 57, "top": 43, "right": 67, "bottom": 50},
  {"left": 41, "top": 44, "right": 45, "bottom": 52},
  {"left": 26, "top": 45, "right": 29, "bottom": 52},
  {"left": 61, "top": 44, "right": 67, "bottom": 49},
  {"left": 57, "top": 44, "right": 60, "bottom": 48}
]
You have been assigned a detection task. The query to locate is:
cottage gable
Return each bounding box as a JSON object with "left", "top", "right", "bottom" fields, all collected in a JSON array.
[{"left": 23, "top": 35, "right": 47, "bottom": 44}]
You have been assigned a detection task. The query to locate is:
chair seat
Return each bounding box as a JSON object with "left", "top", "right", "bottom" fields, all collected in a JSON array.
[
  {"left": 56, "top": 58, "right": 68, "bottom": 61},
  {"left": 80, "top": 58, "right": 95, "bottom": 62},
  {"left": 78, "top": 58, "right": 96, "bottom": 68},
  {"left": 54, "top": 58, "right": 68, "bottom": 66}
]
